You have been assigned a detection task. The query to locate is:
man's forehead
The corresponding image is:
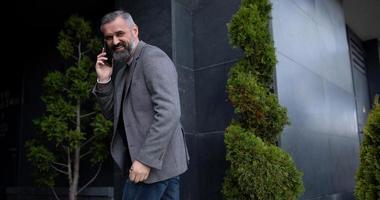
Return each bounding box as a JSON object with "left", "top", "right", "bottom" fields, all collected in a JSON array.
[{"left": 102, "top": 17, "right": 129, "bottom": 33}]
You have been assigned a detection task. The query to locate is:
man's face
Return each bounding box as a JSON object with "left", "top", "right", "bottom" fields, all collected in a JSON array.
[{"left": 101, "top": 16, "right": 139, "bottom": 62}]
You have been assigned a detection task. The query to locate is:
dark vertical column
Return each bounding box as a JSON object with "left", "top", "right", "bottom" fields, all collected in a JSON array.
[
  {"left": 364, "top": 39, "right": 380, "bottom": 105},
  {"left": 171, "top": 1, "right": 197, "bottom": 199},
  {"left": 172, "top": 0, "right": 241, "bottom": 199},
  {"left": 191, "top": 1, "right": 241, "bottom": 199}
]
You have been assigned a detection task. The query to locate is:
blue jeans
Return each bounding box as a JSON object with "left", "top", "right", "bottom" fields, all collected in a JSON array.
[{"left": 122, "top": 176, "right": 180, "bottom": 200}]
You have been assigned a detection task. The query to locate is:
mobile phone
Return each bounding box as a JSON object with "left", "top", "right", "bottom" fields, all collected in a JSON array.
[{"left": 103, "top": 41, "right": 113, "bottom": 66}]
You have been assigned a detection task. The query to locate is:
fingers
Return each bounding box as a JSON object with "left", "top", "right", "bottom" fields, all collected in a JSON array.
[
  {"left": 142, "top": 173, "right": 149, "bottom": 182},
  {"left": 129, "top": 168, "right": 137, "bottom": 183},
  {"left": 97, "top": 52, "right": 107, "bottom": 58},
  {"left": 96, "top": 53, "right": 110, "bottom": 67},
  {"left": 96, "top": 57, "right": 108, "bottom": 65},
  {"left": 135, "top": 173, "right": 144, "bottom": 183},
  {"left": 128, "top": 161, "right": 151, "bottom": 183},
  {"left": 96, "top": 60, "right": 105, "bottom": 66},
  {"left": 129, "top": 168, "right": 149, "bottom": 183}
]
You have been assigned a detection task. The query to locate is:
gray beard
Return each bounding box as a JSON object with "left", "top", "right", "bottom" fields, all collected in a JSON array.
[
  {"left": 112, "top": 40, "right": 136, "bottom": 62},
  {"left": 113, "top": 50, "right": 130, "bottom": 61}
]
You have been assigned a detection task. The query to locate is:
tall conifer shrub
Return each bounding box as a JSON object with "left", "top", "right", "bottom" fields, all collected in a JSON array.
[
  {"left": 223, "top": 0, "right": 304, "bottom": 199},
  {"left": 355, "top": 96, "right": 380, "bottom": 200}
]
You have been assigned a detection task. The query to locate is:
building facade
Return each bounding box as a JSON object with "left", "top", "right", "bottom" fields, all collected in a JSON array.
[{"left": 1, "top": 0, "right": 379, "bottom": 199}]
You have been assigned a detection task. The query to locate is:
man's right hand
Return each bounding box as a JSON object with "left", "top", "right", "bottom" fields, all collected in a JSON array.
[{"left": 95, "top": 50, "right": 113, "bottom": 82}]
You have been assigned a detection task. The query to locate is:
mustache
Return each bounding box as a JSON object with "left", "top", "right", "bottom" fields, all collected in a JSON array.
[{"left": 111, "top": 42, "right": 129, "bottom": 51}]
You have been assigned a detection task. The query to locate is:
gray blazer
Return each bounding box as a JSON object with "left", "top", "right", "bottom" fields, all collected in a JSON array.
[{"left": 93, "top": 41, "right": 189, "bottom": 183}]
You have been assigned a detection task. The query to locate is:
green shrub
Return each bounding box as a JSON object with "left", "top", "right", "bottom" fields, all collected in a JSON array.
[
  {"left": 227, "top": 64, "right": 289, "bottom": 144},
  {"left": 355, "top": 103, "right": 380, "bottom": 200},
  {"left": 223, "top": 124, "right": 304, "bottom": 200},
  {"left": 25, "top": 16, "right": 112, "bottom": 199},
  {"left": 223, "top": 0, "right": 304, "bottom": 199},
  {"left": 227, "top": 2, "right": 276, "bottom": 88}
]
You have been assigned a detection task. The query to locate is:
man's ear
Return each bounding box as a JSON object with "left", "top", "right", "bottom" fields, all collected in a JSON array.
[{"left": 132, "top": 25, "right": 139, "bottom": 38}]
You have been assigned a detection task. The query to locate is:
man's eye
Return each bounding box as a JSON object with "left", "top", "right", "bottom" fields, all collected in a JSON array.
[{"left": 116, "top": 32, "right": 125, "bottom": 37}]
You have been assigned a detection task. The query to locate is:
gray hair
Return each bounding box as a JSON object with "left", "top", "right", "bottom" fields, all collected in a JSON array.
[{"left": 100, "top": 10, "right": 135, "bottom": 29}]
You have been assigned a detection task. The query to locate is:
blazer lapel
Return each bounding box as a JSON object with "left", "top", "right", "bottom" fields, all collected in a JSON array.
[
  {"left": 124, "top": 41, "right": 146, "bottom": 99},
  {"left": 113, "top": 41, "right": 146, "bottom": 124}
]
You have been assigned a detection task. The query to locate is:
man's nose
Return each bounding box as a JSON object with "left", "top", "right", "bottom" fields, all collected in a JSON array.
[{"left": 112, "top": 36, "right": 120, "bottom": 45}]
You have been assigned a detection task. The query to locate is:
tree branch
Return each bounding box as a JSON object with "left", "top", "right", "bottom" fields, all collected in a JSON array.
[
  {"left": 80, "top": 150, "right": 93, "bottom": 159},
  {"left": 70, "top": 119, "right": 77, "bottom": 126},
  {"left": 71, "top": 55, "right": 79, "bottom": 61},
  {"left": 53, "top": 161, "right": 68, "bottom": 168},
  {"left": 50, "top": 187, "right": 61, "bottom": 200},
  {"left": 82, "top": 49, "right": 91, "bottom": 55},
  {"left": 62, "top": 145, "right": 68, "bottom": 151},
  {"left": 80, "top": 135, "right": 96, "bottom": 148},
  {"left": 78, "top": 42, "right": 82, "bottom": 66},
  {"left": 50, "top": 164, "right": 69, "bottom": 175},
  {"left": 80, "top": 112, "right": 96, "bottom": 119},
  {"left": 77, "top": 163, "right": 103, "bottom": 195}
]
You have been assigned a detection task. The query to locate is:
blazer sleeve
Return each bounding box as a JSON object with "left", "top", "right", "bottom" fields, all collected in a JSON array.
[
  {"left": 92, "top": 82, "right": 114, "bottom": 120},
  {"left": 136, "top": 48, "right": 181, "bottom": 170}
]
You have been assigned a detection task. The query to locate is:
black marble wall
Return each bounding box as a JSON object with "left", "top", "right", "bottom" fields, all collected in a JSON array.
[{"left": 173, "top": 1, "right": 242, "bottom": 199}]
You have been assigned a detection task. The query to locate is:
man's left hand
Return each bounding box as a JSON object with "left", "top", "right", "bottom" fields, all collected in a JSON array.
[{"left": 129, "top": 160, "right": 151, "bottom": 183}]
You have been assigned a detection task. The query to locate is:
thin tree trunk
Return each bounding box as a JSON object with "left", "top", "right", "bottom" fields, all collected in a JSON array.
[
  {"left": 69, "top": 100, "right": 81, "bottom": 200},
  {"left": 68, "top": 146, "right": 73, "bottom": 200},
  {"left": 69, "top": 147, "right": 80, "bottom": 200}
]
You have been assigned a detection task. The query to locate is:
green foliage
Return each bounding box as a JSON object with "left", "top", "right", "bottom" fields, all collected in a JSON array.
[
  {"left": 57, "top": 16, "right": 102, "bottom": 60},
  {"left": 34, "top": 115, "right": 69, "bottom": 145},
  {"left": 89, "top": 112, "right": 113, "bottom": 164},
  {"left": 223, "top": 124, "right": 304, "bottom": 200},
  {"left": 227, "top": 64, "right": 289, "bottom": 144},
  {"left": 25, "top": 16, "right": 112, "bottom": 189},
  {"left": 227, "top": 2, "right": 276, "bottom": 87},
  {"left": 355, "top": 103, "right": 380, "bottom": 200},
  {"left": 223, "top": 0, "right": 304, "bottom": 199},
  {"left": 25, "top": 140, "right": 58, "bottom": 187}
]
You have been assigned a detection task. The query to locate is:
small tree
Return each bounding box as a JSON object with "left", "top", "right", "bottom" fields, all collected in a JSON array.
[
  {"left": 355, "top": 96, "right": 380, "bottom": 200},
  {"left": 25, "top": 16, "right": 112, "bottom": 200},
  {"left": 222, "top": 0, "right": 304, "bottom": 199}
]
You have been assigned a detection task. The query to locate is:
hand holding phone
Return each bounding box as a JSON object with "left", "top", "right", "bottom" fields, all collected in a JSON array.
[
  {"left": 95, "top": 42, "right": 113, "bottom": 82},
  {"left": 103, "top": 42, "right": 113, "bottom": 66}
]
